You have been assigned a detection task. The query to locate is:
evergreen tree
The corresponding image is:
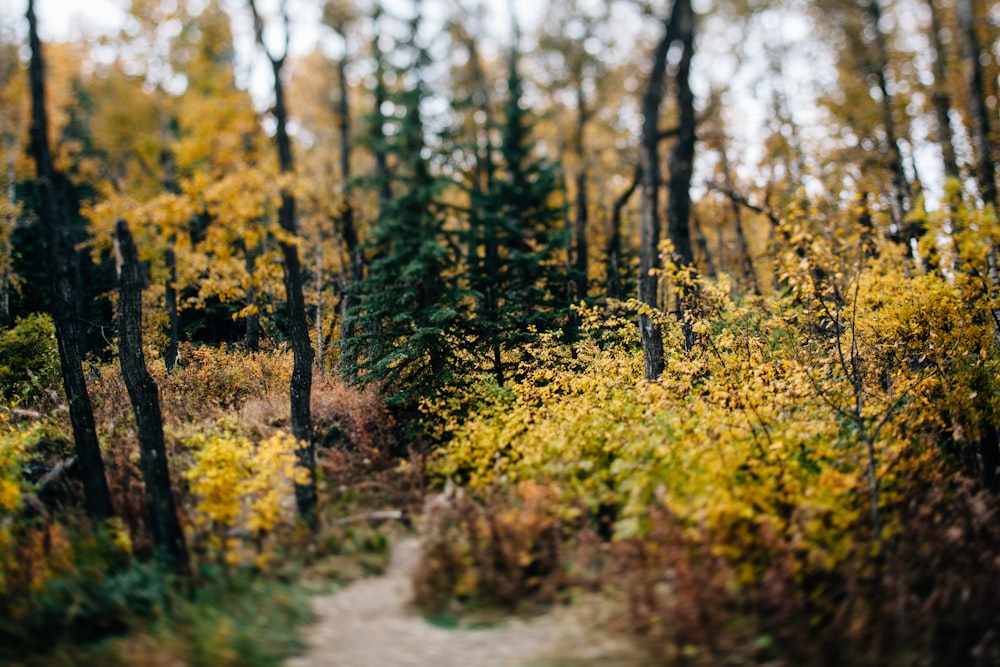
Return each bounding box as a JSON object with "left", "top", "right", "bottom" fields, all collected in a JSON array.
[
  {"left": 344, "top": 5, "right": 467, "bottom": 406},
  {"left": 465, "top": 45, "right": 567, "bottom": 385}
]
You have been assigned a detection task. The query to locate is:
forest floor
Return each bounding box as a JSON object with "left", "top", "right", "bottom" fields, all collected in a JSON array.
[{"left": 284, "top": 536, "right": 647, "bottom": 667}]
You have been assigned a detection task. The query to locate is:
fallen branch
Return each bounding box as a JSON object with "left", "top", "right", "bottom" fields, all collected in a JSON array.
[
  {"left": 37, "top": 456, "right": 77, "bottom": 495},
  {"left": 334, "top": 510, "right": 407, "bottom": 526}
]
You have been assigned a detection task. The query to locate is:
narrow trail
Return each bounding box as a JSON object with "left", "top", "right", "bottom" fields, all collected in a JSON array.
[{"left": 285, "top": 537, "right": 643, "bottom": 667}]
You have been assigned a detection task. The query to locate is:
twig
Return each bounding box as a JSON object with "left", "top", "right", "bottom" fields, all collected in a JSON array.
[{"left": 333, "top": 510, "right": 407, "bottom": 526}]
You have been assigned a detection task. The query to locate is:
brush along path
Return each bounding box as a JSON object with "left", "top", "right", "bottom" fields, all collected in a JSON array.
[{"left": 285, "top": 536, "right": 642, "bottom": 667}]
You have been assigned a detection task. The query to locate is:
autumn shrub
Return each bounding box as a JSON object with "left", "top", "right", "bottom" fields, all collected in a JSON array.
[
  {"left": 414, "top": 480, "right": 567, "bottom": 614},
  {"left": 0, "top": 517, "right": 150, "bottom": 657},
  {"left": 310, "top": 375, "right": 399, "bottom": 460},
  {"left": 155, "top": 343, "right": 292, "bottom": 424},
  {"left": 422, "top": 235, "right": 1000, "bottom": 663},
  {"left": 0, "top": 313, "right": 61, "bottom": 407},
  {"left": 613, "top": 508, "right": 757, "bottom": 665},
  {"left": 183, "top": 429, "right": 308, "bottom": 568}
]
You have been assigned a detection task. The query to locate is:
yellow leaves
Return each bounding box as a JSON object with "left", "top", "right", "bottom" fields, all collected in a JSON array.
[
  {"left": 0, "top": 479, "right": 19, "bottom": 513},
  {"left": 0, "top": 425, "right": 31, "bottom": 515},
  {"left": 233, "top": 304, "right": 260, "bottom": 321},
  {"left": 184, "top": 429, "right": 309, "bottom": 565}
]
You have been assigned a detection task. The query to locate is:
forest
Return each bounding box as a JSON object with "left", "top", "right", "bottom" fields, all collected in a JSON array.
[{"left": 1, "top": 0, "right": 1000, "bottom": 664}]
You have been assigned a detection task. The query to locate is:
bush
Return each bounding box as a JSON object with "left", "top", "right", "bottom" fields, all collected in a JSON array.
[
  {"left": 0, "top": 313, "right": 61, "bottom": 406},
  {"left": 414, "top": 481, "right": 567, "bottom": 614}
]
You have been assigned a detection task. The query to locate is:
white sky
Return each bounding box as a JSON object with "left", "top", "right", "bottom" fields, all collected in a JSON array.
[{"left": 1, "top": 0, "right": 948, "bottom": 205}]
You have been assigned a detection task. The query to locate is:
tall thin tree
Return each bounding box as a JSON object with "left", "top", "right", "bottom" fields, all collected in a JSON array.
[
  {"left": 638, "top": 0, "right": 692, "bottom": 380},
  {"left": 26, "top": 0, "right": 114, "bottom": 520},
  {"left": 248, "top": 0, "right": 316, "bottom": 521},
  {"left": 956, "top": 0, "right": 997, "bottom": 208},
  {"left": 114, "top": 219, "right": 189, "bottom": 574}
]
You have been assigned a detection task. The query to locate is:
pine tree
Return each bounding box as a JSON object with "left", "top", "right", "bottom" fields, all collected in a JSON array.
[
  {"left": 465, "top": 44, "right": 567, "bottom": 385},
  {"left": 343, "top": 5, "right": 467, "bottom": 406}
]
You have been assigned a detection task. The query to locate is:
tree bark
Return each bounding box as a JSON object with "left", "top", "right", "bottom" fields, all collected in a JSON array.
[
  {"left": 637, "top": 7, "right": 682, "bottom": 381},
  {"left": 159, "top": 118, "right": 180, "bottom": 373},
  {"left": 164, "top": 241, "right": 179, "bottom": 370},
  {"left": 607, "top": 168, "right": 638, "bottom": 300},
  {"left": 665, "top": 0, "right": 698, "bottom": 352},
  {"left": 717, "top": 137, "right": 760, "bottom": 295},
  {"left": 956, "top": 0, "right": 997, "bottom": 208},
  {"left": 26, "top": 0, "right": 113, "bottom": 521},
  {"left": 926, "top": 0, "right": 960, "bottom": 183},
  {"left": 1, "top": 134, "right": 14, "bottom": 328},
  {"left": 249, "top": 0, "right": 316, "bottom": 521},
  {"left": 863, "top": 0, "right": 911, "bottom": 232},
  {"left": 571, "top": 79, "right": 589, "bottom": 306},
  {"left": 242, "top": 239, "right": 260, "bottom": 353},
  {"left": 114, "top": 219, "right": 188, "bottom": 574},
  {"left": 666, "top": 0, "right": 696, "bottom": 271}
]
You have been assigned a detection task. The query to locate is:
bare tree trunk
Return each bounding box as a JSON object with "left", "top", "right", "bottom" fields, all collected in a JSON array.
[
  {"left": 249, "top": 0, "right": 316, "bottom": 521},
  {"left": 571, "top": 79, "right": 589, "bottom": 307},
  {"left": 26, "top": 0, "right": 113, "bottom": 521},
  {"left": 159, "top": 114, "right": 180, "bottom": 372},
  {"left": 1, "top": 137, "right": 13, "bottom": 328},
  {"left": 718, "top": 137, "right": 760, "bottom": 295},
  {"left": 164, "top": 241, "right": 179, "bottom": 369},
  {"left": 666, "top": 0, "right": 697, "bottom": 351},
  {"left": 864, "top": 0, "right": 911, "bottom": 231},
  {"left": 927, "top": 0, "right": 960, "bottom": 182},
  {"left": 315, "top": 226, "right": 324, "bottom": 370},
  {"left": 114, "top": 219, "right": 188, "bottom": 574},
  {"left": 372, "top": 4, "right": 392, "bottom": 222},
  {"left": 957, "top": 0, "right": 997, "bottom": 208},
  {"left": 637, "top": 6, "right": 685, "bottom": 381},
  {"left": 666, "top": 0, "right": 696, "bottom": 271},
  {"left": 691, "top": 212, "right": 716, "bottom": 279},
  {"left": 243, "top": 240, "right": 260, "bottom": 353},
  {"left": 333, "top": 25, "right": 364, "bottom": 372},
  {"left": 607, "top": 168, "right": 638, "bottom": 300}
]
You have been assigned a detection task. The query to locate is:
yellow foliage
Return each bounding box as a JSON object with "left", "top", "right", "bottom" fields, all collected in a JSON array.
[
  {"left": 184, "top": 430, "right": 309, "bottom": 565},
  {"left": 429, "top": 250, "right": 998, "bottom": 593}
]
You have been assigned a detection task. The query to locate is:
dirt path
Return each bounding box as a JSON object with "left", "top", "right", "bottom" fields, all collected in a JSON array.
[{"left": 285, "top": 537, "right": 643, "bottom": 667}]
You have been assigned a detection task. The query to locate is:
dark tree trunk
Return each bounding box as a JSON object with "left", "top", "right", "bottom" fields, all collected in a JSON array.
[
  {"left": 957, "top": 0, "right": 997, "bottom": 208},
  {"left": 638, "top": 6, "right": 685, "bottom": 381},
  {"left": 607, "top": 168, "right": 638, "bottom": 300},
  {"left": 159, "top": 120, "right": 180, "bottom": 372},
  {"left": 980, "top": 422, "right": 1000, "bottom": 493},
  {"left": 691, "top": 212, "right": 716, "bottom": 280},
  {"left": 250, "top": 0, "right": 316, "bottom": 521},
  {"left": 1, "top": 138, "right": 14, "bottom": 328},
  {"left": 571, "top": 81, "right": 589, "bottom": 306},
  {"left": 114, "top": 219, "right": 189, "bottom": 574},
  {"left": 243, "top": 240, "right": 260, "bottom": 353},
  {"left": 927, "top": 0, "right": 960, "bottom": 183},
  {"left": 666, "top": 0, "right": 696, "bottom": 270},
  {"left": 461, "top": 28, "right": 502, "bottom": 382},
  {"left": 718, "top": 138, "right": 760, "bottom": 295},
  {"left": 665, "top": 0, "right": 698, "bottom": 351},
  {"left": 26, "top": 0, "right": 113, "bottom": 521},
  {"left": 372, "top": 5, "right": 392, "bottom": 222},
  {"left": 334, "top": 33, "right": 364, "bottom": 372},
  {"left": 864, "top": 0, "right": 911, "bottom": 231},
  {"left": 573, "top": 169, "right": 589, "bottom": 299},
  {"left": 164, "top": 241, "right": 179, "bottom": 370}
]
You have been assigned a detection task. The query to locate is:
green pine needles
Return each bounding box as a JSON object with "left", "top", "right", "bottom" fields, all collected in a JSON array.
[{"left": 343, "top": 11, "right": 567, "bottom": 406}]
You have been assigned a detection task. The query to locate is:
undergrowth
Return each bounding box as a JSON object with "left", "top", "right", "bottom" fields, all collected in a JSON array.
[
  {"left": 415, "top": 235, "right": 1000, "bottom": 665},
  {"left": 0, "top": 343, "right": 409, "bottom": 664}
]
